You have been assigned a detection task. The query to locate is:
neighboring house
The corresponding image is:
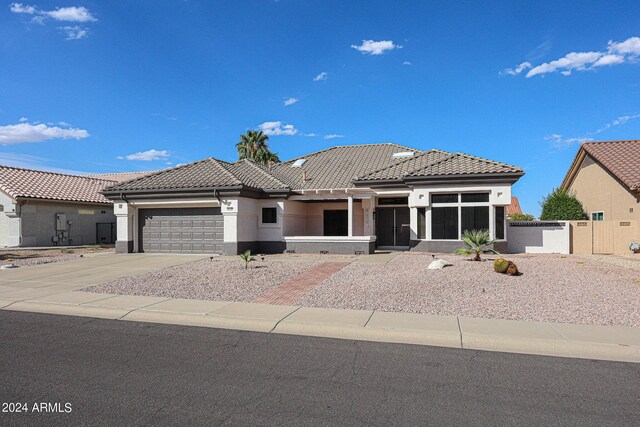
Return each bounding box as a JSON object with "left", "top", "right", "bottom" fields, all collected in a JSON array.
[
  {"left": 561, "top": 140, "right": 640, "bottom": 222},
  {"left": 103, "top": 143, "right": 523, "bottom": 255},
  {"left": 0, "top": 166, "right": 150, "bottom": 248},
  {"left": 505, "top": 196, "right": 522, "bottom": 219}
]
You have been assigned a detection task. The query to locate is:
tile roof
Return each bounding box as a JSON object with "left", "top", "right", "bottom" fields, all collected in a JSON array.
[
  {"left": 506, "top": 196, "right": 522, "bottom": 217},
  {"left": 104, "top": 158, "right": 242, "bottom": 192},
  {"left": 355, "top": 150, "right": 522, "bottom": 182},
  {"left": 0, "top": 165, "right": 116, "bottom": 204},
  {"left": 223, "top": 159, "right": 289, "bottom": 190},
  {"left": 272, "top": 143, "right": 422, "bottom": 189},
  {"left": 86, "top": 171, "right": 155, "bottom": 183},
  {"left": 581, "top": 140, "right": 640, "bottom": 191}
]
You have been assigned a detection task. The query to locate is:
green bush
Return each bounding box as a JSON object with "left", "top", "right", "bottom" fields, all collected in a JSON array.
[
  {"left": 508, "top": 213, "right": 535, "bottom": 222},
  {"left": 539, "top": 188, "right": 587, "bottom": 221}
]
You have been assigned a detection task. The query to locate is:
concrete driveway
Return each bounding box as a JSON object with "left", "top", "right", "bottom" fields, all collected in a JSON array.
[{"left": 0, "top": 254, "right": 207, "bottom": 297}]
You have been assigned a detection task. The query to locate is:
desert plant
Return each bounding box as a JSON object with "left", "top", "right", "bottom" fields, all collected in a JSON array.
[
  {"left": 506, "top": 261, "right": 519, "bottom": 276},
  {"left": 539, "top": 188, "right": 587, "bottom": 220},
  {"left": 239, "top": 250, "right": 255, "bottom": 269},
  {"left": 455, "top": 229, "right": 500, "bottom": 261},
  {"left": 236, "top": 130, "right": 280, "bottom": 166},
  {"left": 494, "top": 258, "right": 509, "bottom": 273},
  {"left": 508, "top": 213, "right": 535, "bottom": 221}
]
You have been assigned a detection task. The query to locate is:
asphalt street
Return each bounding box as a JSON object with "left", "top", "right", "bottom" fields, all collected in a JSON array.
[{"left": 1, "top": 311, "right": 639, "bottom": 426}]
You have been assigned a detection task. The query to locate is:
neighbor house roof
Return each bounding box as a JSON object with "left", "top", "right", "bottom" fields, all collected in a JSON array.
[
  {"left": 102, "top": 143, "right": 525, "bottom": 197},
  {"left": 87, "top": 171, "right": 155, "bottom": 183},
  {"left": 0, "top": 165, "right": 116, "bottom": 204},
  {"left": 506, "top": 196, "right": 522, "bottom": 217},
  {"left": 561, "top": 140, "right": 640, "bottom": 192}
]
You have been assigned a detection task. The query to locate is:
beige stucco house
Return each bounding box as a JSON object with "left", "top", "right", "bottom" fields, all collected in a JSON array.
[{"left": 560, "top": 140, "right": 640, "bottom": 253}]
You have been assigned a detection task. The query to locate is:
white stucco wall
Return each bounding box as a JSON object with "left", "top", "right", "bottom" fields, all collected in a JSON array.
[
  {"left": 507, "top": 222, "right": 570, "bottom": 254},
  {"left": 0, "top": 191, "right": 20, "bottom": 247}
]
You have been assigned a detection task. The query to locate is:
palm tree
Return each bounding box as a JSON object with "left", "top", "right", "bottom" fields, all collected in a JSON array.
[
  {"left": 236, "top": 130, "right": 280, "bottom": 166},
  {"left": 455, "top": 229, "right": 500, "bottom": 261}
]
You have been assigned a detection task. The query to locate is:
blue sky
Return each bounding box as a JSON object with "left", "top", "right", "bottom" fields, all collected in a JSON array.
[{"left": 1, "top": 1, "right": 639, "bottom": 215}]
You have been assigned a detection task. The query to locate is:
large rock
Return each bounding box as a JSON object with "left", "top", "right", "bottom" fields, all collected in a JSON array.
[{"left": 427, "top": 259, "right": 452, "bottom": 270}]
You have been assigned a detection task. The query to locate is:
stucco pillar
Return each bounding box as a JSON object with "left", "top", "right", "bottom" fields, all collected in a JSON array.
[
  {"left": 347, "top": 195, "right": 354, "bottom": 237},
  {"left": 114, "top": 202, "right": 134, "bottom": 253},
  {"left": 361, "top": 197, "right": 374, "bottom": 236}
]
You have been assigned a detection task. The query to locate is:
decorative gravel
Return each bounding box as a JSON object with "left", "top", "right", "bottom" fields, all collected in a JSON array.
[
  {"left": 298, "top": 253, "right": 640, "bottom": 327},
  {"left": 85, "top": 259, "right": 321, "bottom": 302},
  {"left": 0, "top": 247, "right": 114, "bottom": 267}
]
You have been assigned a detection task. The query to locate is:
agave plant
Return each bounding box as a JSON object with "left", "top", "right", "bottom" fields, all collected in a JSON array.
[
  {"left": 455, "top": 229, "right": 499, "bottom": 261},
  {"left": 239, "top": 250, "right": 256, "bottom": 269}
]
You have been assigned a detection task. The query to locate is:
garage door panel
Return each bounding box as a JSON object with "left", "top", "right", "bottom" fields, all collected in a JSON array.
[{"left": 139, "top": 208, "right": 224, "bottom": 254}]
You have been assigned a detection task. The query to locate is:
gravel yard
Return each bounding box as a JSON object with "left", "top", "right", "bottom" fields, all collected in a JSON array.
[
  {"left": 299, "top": 253, "right": 640, "bottom": 327},
  {"left": 85, "top": 258, "right": 321, "bottom": 301},
  {"left": 0, "top": 246, "right": 114, "bottom": 267}
]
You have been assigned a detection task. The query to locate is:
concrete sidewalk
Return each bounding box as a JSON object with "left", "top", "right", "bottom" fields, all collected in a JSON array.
[{"left": 1, "top": 286, "right": 639, "bottom": 363}]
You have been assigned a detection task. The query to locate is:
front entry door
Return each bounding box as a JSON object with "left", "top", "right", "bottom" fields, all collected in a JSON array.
[{"left": 376, "top": 207, "right": 410, "bottom": 247}]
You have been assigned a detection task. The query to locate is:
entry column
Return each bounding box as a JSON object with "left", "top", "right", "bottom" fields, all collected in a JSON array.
[{"left": 347, "top": 195, "right": 354, "bottom": 237}]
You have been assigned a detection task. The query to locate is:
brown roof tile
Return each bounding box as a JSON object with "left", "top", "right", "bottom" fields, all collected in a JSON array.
[
  {"left": 406, "top": 153, "right": 522, "bottom": 177},
  {"left": 581, "top": 140, "right": 640, "bottom": 191},
  {"left": 87, "top": 171, "right": 156, "bottom": 183},
  {"left": 0, "top": 166, "right": 115, "bottom": 204}
]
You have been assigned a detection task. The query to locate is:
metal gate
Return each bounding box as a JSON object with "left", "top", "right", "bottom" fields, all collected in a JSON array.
[{"left": 592, "top": 221, "right": 614, "bottom": 254}]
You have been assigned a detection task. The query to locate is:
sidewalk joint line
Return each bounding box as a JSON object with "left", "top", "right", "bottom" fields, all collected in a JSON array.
[
  {"left": 548, "top": 324, "right": 570, "bottom": 342},
  {"left": 363, "top": 310, "right": 375, "bottom": 328},
  {"left": 115, "top": 298, "right": 173, "bottom": 320},
  {"left": 456, "top": 317, "right": 463, "bottom": 349},
  {"left": 268, "top": 306, "right": 302, "bottom": 333}
]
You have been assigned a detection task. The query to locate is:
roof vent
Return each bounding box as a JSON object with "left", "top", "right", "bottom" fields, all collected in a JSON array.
[
  {"left": 291, "top": 158, "right": 306, "bottom": 167},
  {"left": 392, "top": 151, "right": 414, "bottom": 159}
]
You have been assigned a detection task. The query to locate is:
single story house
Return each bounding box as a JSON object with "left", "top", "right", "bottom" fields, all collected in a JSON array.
[
  {"left": 561, "top": 140, "right": 640, "bottom": 222},
  {"left": 103, "top": 143, "right": 523, "bottom": 255},
  {"left": 0, "top": 166, "right": 149, "bottom": 248}
]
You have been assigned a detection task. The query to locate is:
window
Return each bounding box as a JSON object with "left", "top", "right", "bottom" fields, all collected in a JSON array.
[
  {"left": 431, "top": 193, "right": 458, "bottom": 204},
  {"left": 495, "top": 206, "right": 505, "bottom": 240},
  {"left": 431, "top": 206, "right": 458, "bottom": 239},
  {"left": 461, "top": 193, "right": 489, "bottom": 203},
  {"left": 461, "top": 206, "right": 489, "bottom": 234},
  {"left": 377, "top": 197, "right": 408, "bottom": 205},
  {"left": 591, "top": 212, "right": 604, "bottom": 221},
  {"left": 417, "top": 208, "right": 426, "bottom": 239},
  {"left": 323, "top": 210, "right": 348, "bottom": 236},
  {"left": 261, "top": 207, "right": 277, "bottom": 224}
]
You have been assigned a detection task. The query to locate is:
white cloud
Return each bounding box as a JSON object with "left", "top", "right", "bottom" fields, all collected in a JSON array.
[
  {"left": 18, "top": 117, "right": 28, "bottom": 122},
  {"left": 500, "top": 61, "right": 531, "bottom": 76},
  {"left": 45, "top": 6, "right": 96, "bottom": 22},
  {"left": 351, "top": 39, "right": 402, "bottom": 55},
  {"left": 546, "top": 112, "right": 640, "bottom": 149},
  {"left": 9, "top": 3, "right": 35, "bottom": 14},
  {"left": 257, "top": 121, "right": 298, "bottom": 136},
  {"left": 313, "top": 72, "right": 327, "bottom": 81},
  {"left": 117, "top": 149, "right": 170, "bottom": 161},
  {"left": 60, "top": 25, "right": 88, "bottom": 40},
  {"left": 594, "top": 113, "right": 640, "bottom": 134},
  {"left": 324, "top": 134, "right": 344, "bottom": 140},
  {"left": 0, "top": 121, "right": 90, "bottom": 145},
  {"left": 504, "top": 36, "right": 640, "bottom": 78},
  {"left": 303, "top": 133, "right": 317, "bottom": 137},
  {"left": 9, "top": 3, "right": 96, "bottom": 40},
  {"left": 402, "top": 61, "right": 412, "bottom": 65},
  {"left": 545, "top": 134, "right": 593, "bottom": 148},
  {"left": 283, "top": 97, "right": 299, "bottom": 106}
]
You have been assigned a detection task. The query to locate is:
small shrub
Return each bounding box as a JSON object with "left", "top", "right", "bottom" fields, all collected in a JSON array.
[
  {"left": 508, "top": 213, "right": 535, "bottom": 222},
  {"left": 494, "top": 258, "right": 509, "bottom": 273},
  {"left": 539, "top": 188, "right": 587, "bottom": 220},
  {"left": 455, "top": 229, "right": 499, "bottom": 261},
  {"left": 239, "top": 250, "right": 256, "bottom": 269}
]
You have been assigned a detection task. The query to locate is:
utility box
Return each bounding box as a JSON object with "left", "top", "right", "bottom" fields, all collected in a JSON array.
[{"left": 56, "top": 214, "right": 68, "bottom": 231}]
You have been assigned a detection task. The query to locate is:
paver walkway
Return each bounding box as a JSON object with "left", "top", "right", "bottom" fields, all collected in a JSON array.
[{"left": 252, "top": 262, "right": 349, "bottom": 305}]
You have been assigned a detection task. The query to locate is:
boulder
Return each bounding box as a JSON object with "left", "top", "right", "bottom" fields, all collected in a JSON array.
[{"left": 427, "top": 259, "right": 452, "bottom": 270}]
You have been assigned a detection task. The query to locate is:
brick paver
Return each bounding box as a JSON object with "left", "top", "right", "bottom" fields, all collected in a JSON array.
[{"left": 252, "top": 262, "right": 350, "bottom": 305}]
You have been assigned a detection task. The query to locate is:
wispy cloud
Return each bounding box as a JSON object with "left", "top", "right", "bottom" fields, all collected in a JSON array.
[
  {"left": 546, "top": 112, "right": 640, "bottom": 149},
  {"left": 283, "top": 97, "right": 299, "bottom": 106},
  {"left": 257, "top": 121, "right": 298, "bottom": 136},
  {"left": 351, "top": 39, "right": 402, "bottom": 55},
  {"left": 0, "top": 120, "right": 90, "bottom": 145},
  {"left": 503, "top": 36, "right": 640, "bottom": 78},
  {"left": 313, "top": 72, "right": 327, "bottom": 81},
  {"left": 9, "top": 3, "right": 96, "bottom": 40},
  {"left": 117, "top": 149, "right": 170, "bottom": 161},
  {"left": 0, "top": 152, "right": 89, "bottom": 174},
  {"left": 302, "top": 133, "right": 317, "bottom": 137},
  {"left": 324, "top": 134, "right": 344, "bottom": 140},
  {"left": 402, "top": 61, "right": 412, "bottom": 65}
]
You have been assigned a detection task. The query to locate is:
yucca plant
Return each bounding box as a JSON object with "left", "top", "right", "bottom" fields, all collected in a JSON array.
[
  {"left": 455, "top": 229, "right": 499, "bottom": 261},
  {"left": 239, "top": 250, "right": 256, "bottom": 269}
]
